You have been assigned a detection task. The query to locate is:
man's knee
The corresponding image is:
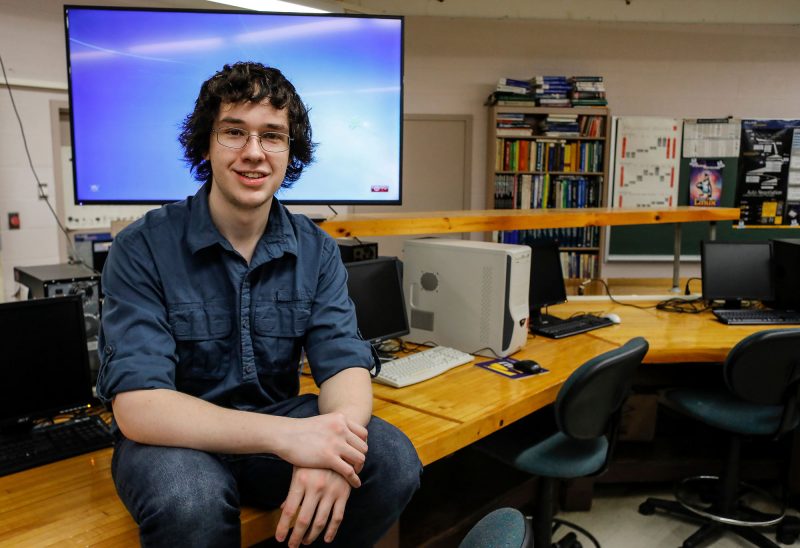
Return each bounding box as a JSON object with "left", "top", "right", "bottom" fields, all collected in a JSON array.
[
  {"left": 114, "top": 442, "right": 240, "bottom": 544},
  {"left": 149, "top": 463, "right": 239, "bottom": 525},
  {"left": 364, "top": 417, "right": 422, "bottom": 499}
]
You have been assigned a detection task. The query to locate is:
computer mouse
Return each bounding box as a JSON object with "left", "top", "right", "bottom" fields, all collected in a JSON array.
[
  {"left": 601, "top": 313, "right": 621, "bottom": 324},
  {"left": 513, "top": 359, "right": 542, "bottom": 374}
]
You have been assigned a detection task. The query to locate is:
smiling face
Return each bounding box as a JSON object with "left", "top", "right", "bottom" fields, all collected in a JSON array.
[{"left": 206, "top": 100, "right": 290, "bottom": 218}]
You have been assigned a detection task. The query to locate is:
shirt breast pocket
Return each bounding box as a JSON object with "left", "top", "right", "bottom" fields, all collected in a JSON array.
[
  {"left": 253, "top": 294, "right": 311, "bottom": 374},
  {"left": 169, "top": 304, "right": 233, "bottom": 381}
]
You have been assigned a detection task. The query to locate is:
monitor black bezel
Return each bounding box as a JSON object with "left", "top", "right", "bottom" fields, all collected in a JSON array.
[
  {"left": 0, "top": 295, "right": 93, "bottom": 432},
  {"left": 701, "top": 240, "right": 775, "bottom": 307},
  {"left": 62, "top": 5, "right": 405, "bottom": 206},
  {"left": 528, "top": 240, "right": 568, "bottom": 318},
  {"left": 344, "top": 256, "right": 410, "bottom": 346}
]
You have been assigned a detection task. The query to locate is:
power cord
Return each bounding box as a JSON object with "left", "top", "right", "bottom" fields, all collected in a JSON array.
[
  {"left": 578, "top": 278, "right": 659, "bottom": 310},
  {"left": 0, "top": 53, "right": 98, "bottom": 276},
  {"left": 684, "top": 277, "right": 701, "bottom": 295},
  {"left": 656, "top": 297, "right": 712, "bottom": 314}
]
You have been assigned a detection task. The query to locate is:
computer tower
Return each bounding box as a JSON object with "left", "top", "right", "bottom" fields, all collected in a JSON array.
[
  {"left": 772, "top": 239, "right": 800, "bottom": 311},
  {"left": 337, "top": 238, "right": 378, "bottom": 263},
  {"left": 402, "top": 238, "right": 531, "bottom": 358},
  {"left": 14, "top": 263, "right": 100, "bottom": 319}
]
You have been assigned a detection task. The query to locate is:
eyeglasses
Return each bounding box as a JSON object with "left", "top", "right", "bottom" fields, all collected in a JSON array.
[{"left": 212, "top": 127, "right": 292, "bottom": 153}]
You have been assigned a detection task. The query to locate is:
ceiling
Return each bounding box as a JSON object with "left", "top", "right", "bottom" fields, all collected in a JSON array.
[{"left": 166, "top": 0, "right": 800, "bottom": 25}]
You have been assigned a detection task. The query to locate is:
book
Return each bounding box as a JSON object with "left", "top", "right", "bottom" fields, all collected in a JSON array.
[
  {"left": 570, "top": 91, "right": 607, "bottom": 99},
  {"left": 571, "top": 99, "right": 608, "bottom": 106},
  {"left": 496, "top": 128, "right": 534, "bottom": 137},
  {"left": 495, "top": 99, "right": 538, "bottom": 107},
  {"left": 496, "top": 84, "right": 530, "bottom": 95},
  {"left": 498, "top": 77, "right": 533, "bottom": 89},
  {"left": 573, "top": 82, "right": 606, "bottom": 92}
]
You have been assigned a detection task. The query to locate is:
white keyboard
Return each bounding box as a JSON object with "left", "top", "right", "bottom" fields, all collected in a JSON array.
[{"left": 374, "top": 346, "right": 474, "bottom": 388}]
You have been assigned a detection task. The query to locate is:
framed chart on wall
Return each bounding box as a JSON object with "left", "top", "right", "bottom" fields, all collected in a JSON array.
[
  {"left": 606, "top": 116, "right": 683, "bottom": 260},
  {"left": 737, "top": 119, "right": 800, "bottom": 227},
  {"left": 606, "top": 117, "right": 800, "bottom": 262}
]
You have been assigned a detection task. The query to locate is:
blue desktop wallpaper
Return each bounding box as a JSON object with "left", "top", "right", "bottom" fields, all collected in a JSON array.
[{"left": 66, "top": 9, "right": 403, "bottom": 204}]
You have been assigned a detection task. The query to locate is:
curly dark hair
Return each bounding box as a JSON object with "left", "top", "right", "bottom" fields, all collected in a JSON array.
[{"left": 179, "top": 62, "right": 315, "bottom": 187}]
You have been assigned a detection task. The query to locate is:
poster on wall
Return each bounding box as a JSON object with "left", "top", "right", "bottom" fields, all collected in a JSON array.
[
  {"left": 610, "top": 117, "right": 682, "bottom": 209},
  {"left": 688, "top": 159, "right": 724, "bottom": 207},
  {"left": 737, "top": 119, "right": 800, "bottom": 226},
  {"left": 683, "top": 118, "right": 741, "bottom": 159}
]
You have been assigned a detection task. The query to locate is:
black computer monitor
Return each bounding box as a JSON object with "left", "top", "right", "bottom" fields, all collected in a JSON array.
[
  {"left": 0, "top": 296, "right": 93, "bottom": 434},
  {"left": 701, "top": 241, "right": 774, "bottom": 309},
  {"left": 772, "top": 239, "right": 800, "bottom": 311},
  {"left": 529, "top": 240, "right": 568, "bottom": 325},
  {"left": 345, "top": 257, "right": 410, "bottom": 351}
]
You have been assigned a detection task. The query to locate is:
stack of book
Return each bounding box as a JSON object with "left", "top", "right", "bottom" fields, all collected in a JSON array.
[
  {"left": 532, "top": 76, "right": 571, "bottom": 107},
  {"left": 541, "top": 113, "right": 580, "bottom": 137},
  {"left": 485, "top": 77, "right": 536, "bottom": 106},
  {"left": 496, "top": 112, "right": 535, "bottom": 137},
  {"left": 570, "top": 76, "right": 607, "bottom": 106}
]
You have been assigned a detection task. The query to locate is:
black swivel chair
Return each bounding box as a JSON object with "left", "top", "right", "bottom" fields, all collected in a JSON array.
[
  {"left": 478, "top": 337, "right": 649, "bottom": 548},
  {"left": 639, "top": 328, "right": 800, "bottom": 548}
]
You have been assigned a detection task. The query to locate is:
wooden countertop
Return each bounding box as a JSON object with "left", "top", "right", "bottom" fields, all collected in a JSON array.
[{"left": 317, "top": 206, "right": 739, "bottom": 238}]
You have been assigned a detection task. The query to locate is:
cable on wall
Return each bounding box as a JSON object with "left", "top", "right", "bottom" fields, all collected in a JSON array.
[{"left": 0, "top": 52, "right": 87, "bottom": 268}]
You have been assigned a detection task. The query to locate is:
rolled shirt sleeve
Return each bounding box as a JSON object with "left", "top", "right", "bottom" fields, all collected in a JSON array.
[
  {"left": 95, "top": 225, "right": 177, "bottom": 403},
  {"left": 302, "top": 230, "right": 376, "bottom": 386}
]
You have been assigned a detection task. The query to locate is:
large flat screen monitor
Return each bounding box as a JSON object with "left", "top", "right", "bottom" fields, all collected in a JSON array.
[
  {"left": 63, "top": 6, "right": 403, "bottom": 205},
  {"left": 0, "top": 296, "right": 93, "bottom": 434},
  {"left": 529, "top": 240, "right": 568, "bottom": 325},
  {"left": 345, "top": 257, "right": 409, "bottom": 350},
  {"left": 701, "top": 241, "right": 774, "bottom": 308}
]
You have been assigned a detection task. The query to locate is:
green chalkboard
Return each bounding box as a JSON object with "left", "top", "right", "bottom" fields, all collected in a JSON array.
[{"left": 607, "top": 156, "right": 799, "bottom": 258}]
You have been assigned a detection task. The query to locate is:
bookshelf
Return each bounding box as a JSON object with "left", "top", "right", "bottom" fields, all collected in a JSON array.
[{"left": 487, "top": 105, "right": 611, "bottom": 279}]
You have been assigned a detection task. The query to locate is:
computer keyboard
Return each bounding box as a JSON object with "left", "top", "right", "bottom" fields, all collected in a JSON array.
[
  {"left": 374, "top": 346, "right": 474, "bottom": 388},
  {"left": 0, "top": 415, "right": 114, "bottom": 477},
  {"left": 713, "top": 309, "right": 800, "bottom": 325},
  {"left": 532, "top": 314, "right": 615, "bottom": 339}
]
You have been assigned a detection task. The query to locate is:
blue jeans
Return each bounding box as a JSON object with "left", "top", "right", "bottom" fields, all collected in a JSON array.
[{"left": 111, "top": 394, "right": 422, "bottom": 547}]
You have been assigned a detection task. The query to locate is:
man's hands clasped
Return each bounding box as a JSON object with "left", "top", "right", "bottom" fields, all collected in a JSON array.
[{"left": 275, "top": 412, "right": 368, "bottom": 547}]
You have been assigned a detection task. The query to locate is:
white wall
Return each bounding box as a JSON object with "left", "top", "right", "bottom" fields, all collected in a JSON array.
[
  {"left": 2, "top": 2, "right": 800, "bottom": 300},
  {"left": 401, "top": 17, "right": 800, "bottom": 277}
]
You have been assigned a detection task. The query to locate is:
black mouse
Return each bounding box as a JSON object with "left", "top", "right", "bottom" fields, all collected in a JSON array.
[{"left": 513, "top": 359, "right": 541, "bottom": 374}]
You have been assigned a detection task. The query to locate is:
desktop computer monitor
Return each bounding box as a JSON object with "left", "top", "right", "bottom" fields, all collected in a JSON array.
[
  {"left": 771, "top": 239, "right": 800, "bottom": 311},
  {"left": 701, "top": 241, "right": 774, "bottom": 309},
  {"left": 0, "top": 296, "right": 93, "bottom": 434},
  {"left": 345, "top": 257, "right": 409, "bottom": 352},
  {"left": 529, "top": 240, "right": 568, "bottom": 325}
]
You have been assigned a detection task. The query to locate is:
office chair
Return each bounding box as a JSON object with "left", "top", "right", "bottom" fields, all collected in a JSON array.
[
  {"left": 459, "top": 507, "right": 534, "bottom": 548},
  {"left": 639, "top": 328, "right": 800, "bottom": 548},
  {"left": 478, "top": 337, "right": 649, "bottom": 548}
]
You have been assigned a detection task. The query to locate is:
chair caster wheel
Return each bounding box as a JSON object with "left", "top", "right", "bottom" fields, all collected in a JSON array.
[
  {"left": 638, "top": 501, "right": 656, "bottom": 515},
  {"left": 777, "top": 529, "right": 799, "bottom": 545},
  {"left": 555, "top": 531, "right": 582, "bottom": 548}
]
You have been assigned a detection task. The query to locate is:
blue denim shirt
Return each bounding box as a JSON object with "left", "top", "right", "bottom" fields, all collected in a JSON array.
[{"left": 96, "top": 184, "right": 374, "bottom": 411}]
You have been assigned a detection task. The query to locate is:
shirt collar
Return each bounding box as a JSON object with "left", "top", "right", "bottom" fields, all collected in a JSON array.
[{"left": 186, "top": 183, "right": 298, "bottom": 260}]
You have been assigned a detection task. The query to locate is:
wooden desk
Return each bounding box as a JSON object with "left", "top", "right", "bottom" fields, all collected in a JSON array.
[
  {"left": 2, "top": 299, "right": 777, "bottom": 547},
  {"left": 547, "top": 299, "right": 769, "bottom": 364}
]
